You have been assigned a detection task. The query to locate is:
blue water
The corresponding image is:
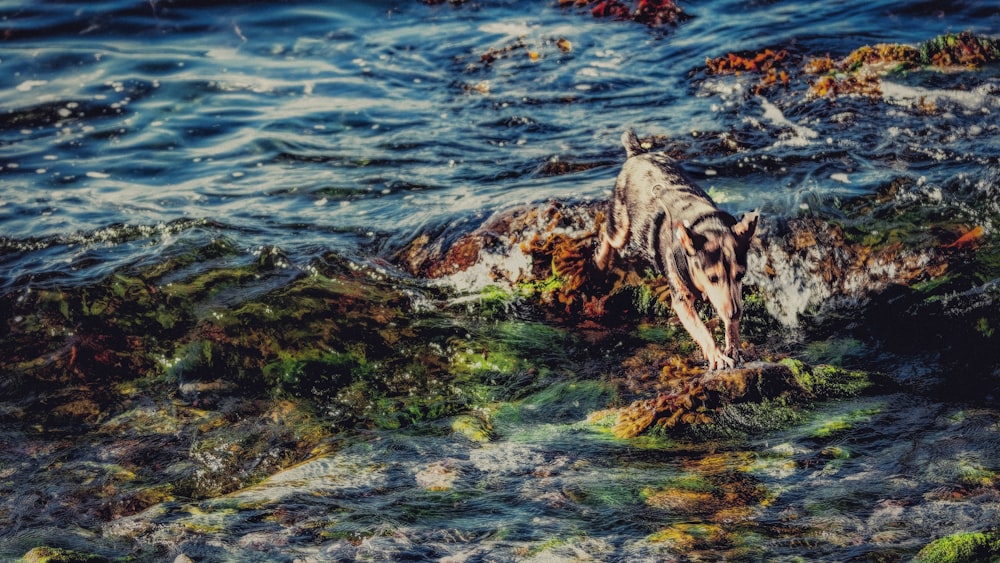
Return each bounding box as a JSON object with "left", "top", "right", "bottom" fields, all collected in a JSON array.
[{"left": 2, "top": 0, "right": 998, "bottom": 292}]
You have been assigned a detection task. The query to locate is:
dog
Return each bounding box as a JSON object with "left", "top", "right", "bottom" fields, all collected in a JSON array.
[{"left": 595, "top": 130, "right": 759, "bottom": 370}]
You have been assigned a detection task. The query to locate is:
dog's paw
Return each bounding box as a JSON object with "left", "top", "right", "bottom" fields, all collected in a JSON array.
[
  {"left": 705, "top": 348, "right": 736, "bottom": 371},
  {"left": 725, "top": 342, "right": 757, "bottom": 367}
]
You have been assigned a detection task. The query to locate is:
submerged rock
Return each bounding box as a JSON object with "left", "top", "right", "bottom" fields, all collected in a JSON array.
[{"left": 21, "top": 546, "right": 109, "bottom": 563}]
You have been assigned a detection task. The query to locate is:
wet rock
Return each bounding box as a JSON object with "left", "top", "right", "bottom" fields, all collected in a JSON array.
[
  {"left": 395, "top": 199, "right": 664, "bottom": 323},
  {"left": 450, "top": 414, "right": 495, "bottom": 443},
  {"left": 915, "top": 531, "right": 1000, "bottom": 563},
  {"left": 21, "top": 546, "right": 109, "bottom": 562},
  {"left": 392, "top": 185, "right": 979, "bottom": 335},
  {"left": 414, "top": 459, "right": 465, "bottom": 491},
  {"left": 748, "top": 187, "right": 968, "bottom": 327},
  {"left": 700, "top": 32, "right": 1000, "bottom": 100},
  {"left": 588, "top": 360, "right": 873, "bottom": 438},
  {"left": 394, "top": 200, "right": 598, "bottom": 285},
  {"left": 559, "top": 0, "right": 687, "bottom": 26}
]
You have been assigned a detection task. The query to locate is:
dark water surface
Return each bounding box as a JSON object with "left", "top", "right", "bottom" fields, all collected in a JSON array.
[
  {"left": 3, "top": 0, "right": 997, "bottom": 289},
  {"left": 3, "top": 0, "right": 1000, "bottom": 561}
]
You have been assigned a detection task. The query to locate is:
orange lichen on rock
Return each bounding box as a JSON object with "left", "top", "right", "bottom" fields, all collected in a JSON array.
[
  {"left": 522, "top": 229, "right": 599, "bottom": 309},
  {"left": 808, "top": 71, "right": 882, "bottom": 99},
  {"left": 843, "top": 43, "right": 921, "bottom": 69},
  {"left": 943, "top": 225, "right": 985, "bottom": 250},
  {"left": 706, "top": 48, "right": 789, "bottom": 75},
  {"left": 803, "top": 33, "right": 1000, "bottom": 99},
  {"left": 804, "top": 55, "right": 836, "bottom": 75},
  {"left": 705, "top": 48, "right": 792, "bottom": 94}
]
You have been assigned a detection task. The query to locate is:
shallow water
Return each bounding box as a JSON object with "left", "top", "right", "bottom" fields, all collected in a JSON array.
[{"left": 2, "top": 0, "right": 1000, "bottom": 561}]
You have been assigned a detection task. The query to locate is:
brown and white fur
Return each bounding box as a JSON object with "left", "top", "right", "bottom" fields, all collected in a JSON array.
[{"left": 595, "top": 130, "right": 759, "bottom": 370}]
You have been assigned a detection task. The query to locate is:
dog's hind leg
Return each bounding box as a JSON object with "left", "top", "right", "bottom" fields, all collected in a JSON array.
[
  {"left": 594, "top": 200, "right": 630, "bottom": 270},
  {"left": 594, "top": 236, "right": 615, "bottom": 270}
]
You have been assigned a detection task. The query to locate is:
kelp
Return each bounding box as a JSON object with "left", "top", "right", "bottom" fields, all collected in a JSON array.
[
  {"left": 807, "top": 32, "right": 1000, "bottom": 98},
  {"left": 919, "top": 32, "right": 1000, "bottom": 68},
  {"left": 643, "top": 452, "right": 771, "bottom": 556},
  {"left": 705, "top": 49, "right": 791, "bottom": 94},
  {"left": 701, "top": 32, "right": 1000, "bottom": 99},
  {"left": 433, "top": 0, "right": 688, "bottom": 29},
  {"left": 559, "top": 0, "right": 687, "bottom": 26},
  {"left": 590, "top": 358, "right": 878, "bottom": 439}
]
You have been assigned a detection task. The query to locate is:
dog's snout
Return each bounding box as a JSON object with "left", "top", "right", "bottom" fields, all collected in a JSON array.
[{"left": 718, "top": 297, "right": 737, "bottom": 321}]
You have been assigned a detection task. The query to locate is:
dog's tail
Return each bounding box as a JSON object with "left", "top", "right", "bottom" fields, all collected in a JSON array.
[{"left": 621, "top": 129, "right": 646, "bottom": 158}]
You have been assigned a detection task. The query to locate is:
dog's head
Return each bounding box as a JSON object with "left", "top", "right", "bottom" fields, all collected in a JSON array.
[{"left": 675, "top": 211, "right": 759, "bottom": 324}]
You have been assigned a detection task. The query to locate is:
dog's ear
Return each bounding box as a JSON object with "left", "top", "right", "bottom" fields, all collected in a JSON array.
[
  {"left": 733, "top": 210, "right": 759, "bottom": 248},
  {"left": 675, "top": 223, "right": 705, "bottom": 256}
]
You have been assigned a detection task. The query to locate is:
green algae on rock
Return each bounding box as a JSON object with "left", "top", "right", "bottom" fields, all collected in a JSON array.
[
  {"left": 20, "top": 546, "right": 110, "bottom": 563},
  {"left": 701, "top": 32, "right": 1000, "bottom": 100},
  {"left": 915, "top": 531, "right": 1000, "bottom": 563},
  {"left": 589, "top": 359, "right": 881, "bottom": 439},
  {"left": 809, "top": 33, "right": 1000, "bottom": 98}
]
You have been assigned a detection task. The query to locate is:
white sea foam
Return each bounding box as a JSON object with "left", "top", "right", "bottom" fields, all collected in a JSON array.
[
  {"left": 16, "top": 79, "right": 48, "bottom": 92},
  {"left": 478, "top": 21, "right": 533, "bottom": 37},
  {"left": 759, "top": 97, "right": 818, "bottom": 148},
  {"left": 881, "top": 80, "right": 999, "bottom": 111},
  {"left": 747, "top": 241, "right": 832, "bottom": 327}
]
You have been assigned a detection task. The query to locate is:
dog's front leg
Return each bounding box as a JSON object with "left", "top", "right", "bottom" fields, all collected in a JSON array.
[
  {"left": 594, "top": 235, "right": 614, "bottom": 270},
  {"left": 723, "top": 318, "right": 743, "bottom": 364},
  {"left": 670, "top": 282, "right": 735, "bottom": 370}
]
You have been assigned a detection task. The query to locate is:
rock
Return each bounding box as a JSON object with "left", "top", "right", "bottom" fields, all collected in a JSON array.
[
  {"left": 21, "top": 546, "right": 109, "bottom": 563},
  {"left": 589, "top": 358, "right": 880, "bottom": 438},
  {"left": 914, "top": 531, "right": 1000, "bottom": 563},
  {"left": 451, "top": 414, "right": 495, "bottom": 443},
  {"left": 414, "top": 459, "right": 464, "bottom": 491}
]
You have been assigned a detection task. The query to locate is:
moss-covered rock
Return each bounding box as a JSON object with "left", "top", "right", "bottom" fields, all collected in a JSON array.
[
  {"left": 706, "top": 32, "right": 1000, "bottom": 99},
  {"left": 450, "top": 414, "right": 495, "bottom": 443},
  {"left": 588, "top": 357, "right": 885, "bottom": 439},
  {"left": 21, "top": 546, "right": 109, "bottom": 563},
  {"left": 914, "top": 531, "right": 1000, "bottom": 563}
]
